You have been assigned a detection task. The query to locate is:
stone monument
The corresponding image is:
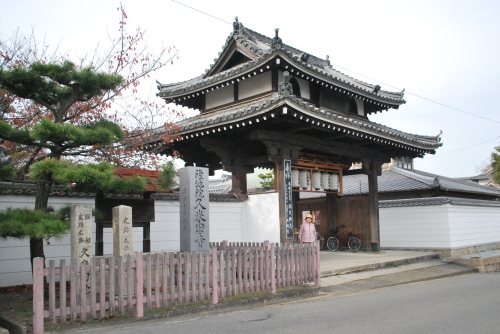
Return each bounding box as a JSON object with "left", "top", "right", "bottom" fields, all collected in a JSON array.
[
  {"left": 112, "top": 205, "right": 133, "bottom": 260},
  {"left": 70, "top": 205, "right": 93, "bottom": 265},
  {"left": 179, "top": 167, "right": 210, "bottom": 251}
]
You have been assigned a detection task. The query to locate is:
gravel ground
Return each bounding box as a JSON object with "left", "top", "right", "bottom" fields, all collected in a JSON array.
[{"left": 0, "top": 284, "right": 33, "bottom": 333}]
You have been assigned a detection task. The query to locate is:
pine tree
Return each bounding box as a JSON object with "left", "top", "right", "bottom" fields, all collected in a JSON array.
[
  {"left": 258, "top": 172, "right": 275, "bottom": 191},
  {"left": 0, "top": 4, "right": 178, "bottom": 269},
  {"left": 0, "top": 61, "right": 131, "bottom": 267}
]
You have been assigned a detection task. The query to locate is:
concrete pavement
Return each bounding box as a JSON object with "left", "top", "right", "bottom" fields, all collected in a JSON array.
[
  {"left": 319, "top": 249, "right": 440, "bottom": 277},
  {"left": 318, "top": 249, "right": 477, "bottom": 288}
]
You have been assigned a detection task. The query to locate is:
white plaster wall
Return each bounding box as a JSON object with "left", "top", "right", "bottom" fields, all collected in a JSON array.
[
  {"left": 296, "top": 77, "right": 310, "bottom": 99},
  {"left": 354, "top": 97, "right": 365, "bottom": 116},
  {"left": 380, "top": 204, "right": 500, "bottom": 251},
  {"left": 238, "top": 71, "right": 272, "bottom": 100},
  {"left": 205, "top": 83, "right": 234, "bottom": 109},
  {"left": 0, "top": 195, "right": 96, "bottom": 287},
  {"left": 242, "top": 192, "right": 280, "bottom": 243},
  {"left": 0, "top": 195, "right": 247, "bottom": 287},
  {"left": 379, "top": 205, "right": 452, "bottom": 250},
  {"left": 448, "top": 206, "right": 500, "bottom": 249}
]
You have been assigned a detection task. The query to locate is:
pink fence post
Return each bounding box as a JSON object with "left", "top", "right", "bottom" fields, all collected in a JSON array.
[
  {"left": 33, "top": 257, "right": 44, "bottom": 334},
  {"left": 210, "top": 248, "right": 218, "bottom": 304},
  {"left": 135, "top": 252, "right": 144, "bottom": 318},
  {"left": 314, "top": 241, "right": 321, "bottom": 286},
  {"left": 269, "top": 243, "right": 276, "bottom": 294}
]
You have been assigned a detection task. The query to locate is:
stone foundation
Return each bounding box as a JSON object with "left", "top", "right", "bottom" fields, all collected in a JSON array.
[{"left": 449, "top": 254, "right": 500, "bottom": 273}]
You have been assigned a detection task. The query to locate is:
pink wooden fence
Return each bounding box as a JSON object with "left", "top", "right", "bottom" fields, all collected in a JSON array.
[{"left": 33, "top": 241, "right": 319, "bottom": 334}]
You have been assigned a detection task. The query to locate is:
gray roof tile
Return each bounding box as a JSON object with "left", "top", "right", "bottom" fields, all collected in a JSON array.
[
  {"left": 379, "top": 197, "right": 500, "bottom": 208},
  {"left": 153, "top": 93, "right": 441, "bottom": 151},
  {"left": 300, "top": 166, "right": 500, "bottom": 198},
  {"left": 158, "top": 21, "right": 405, "bottom": 105}
]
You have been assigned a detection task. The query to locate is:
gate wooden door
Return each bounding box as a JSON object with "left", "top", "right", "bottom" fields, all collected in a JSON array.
[{"left": 334, "top": 196, "right": 370, "bottom": 251}]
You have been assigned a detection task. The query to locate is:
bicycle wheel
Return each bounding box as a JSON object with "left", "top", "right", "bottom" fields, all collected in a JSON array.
[
  {"left": 326, "top": 237, "right": 339, "bottom": 251},
  {"left": 348, "top": 236, "right": 361, "bottom": 252},
  {"left": 319, "top": 237, "right": 324, "bottom": 249}
]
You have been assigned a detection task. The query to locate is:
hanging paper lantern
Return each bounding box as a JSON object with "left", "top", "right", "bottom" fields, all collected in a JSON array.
[
  {"left": 329, "top": 173, "right": 339, "bottom": 191},
  {"left": 291, "top": 168, "right": 300, "bottom": 189},
  {"left": 299, "top": 170, "right": 310, "bottom": 190},
  {"left": 321, "top": 172, "right": 330, "bottom": 191},
  {"left": 312, "top": 171, "right": 321, "bottom": 190}
]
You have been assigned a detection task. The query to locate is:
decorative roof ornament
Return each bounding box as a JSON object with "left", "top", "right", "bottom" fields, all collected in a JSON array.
[
  {"left": 278, "top": 71, "right": 293, "bottom": 97},
  {"left": 373, "top": 85, "right": 381, "bottom": 94},
  {"left": 271, "top": 28, "right": 283, "bottom": 50},
  {"left": 233, "top": 16, "right": 244, "bottom": 35},
  {"left": 300, "top": 53, "right": 310, "bottom": 63},
  {"left": 326, "top": 55, "right": 331, "bottom": 66}
]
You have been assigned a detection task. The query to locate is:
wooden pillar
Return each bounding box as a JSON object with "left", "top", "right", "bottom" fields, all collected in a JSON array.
[
  {"left": 229, "top": 166, "right": 248, "bottom": 200},
  {"left": 292, "top": 191, "right": 300, "bottom": 234},
  {"left": 275, "top": 159, "right": 287, "bottom": 244},
  {"left": 261, "top": 140, "right": 302, "bottom": 243},
  {"left": 95, "top": 192, "right": 104, "bottom": 256},
  {"left": 143, "top": 222, "right": 151, "bottom": 253},
  {"left": 366, "top": 161, "right": 381, "bottom": 252},
  {"left": 326, "top": 193, "right": 337, "bottom": 235},
  {"left": 95, "top": 223, "right": 104, "bottom": 256}
]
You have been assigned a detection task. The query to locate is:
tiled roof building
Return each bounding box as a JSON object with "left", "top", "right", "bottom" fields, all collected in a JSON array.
[
  {"left": 302, "top": 166, "right": 500, "bottom": 201},
  {"left": 143, "top": 19, "right": 443, "bottom": 248}
]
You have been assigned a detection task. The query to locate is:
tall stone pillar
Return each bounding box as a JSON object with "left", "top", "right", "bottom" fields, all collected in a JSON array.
[
  {"left": 179, "top": 166, "right": 210, "bottom": 251},
  {"left": 70, "top": 205, "right": 92, "bottom": 293},
  {"left": 70, "top": 205, "right": 93, "bottom": 265},
  {"left": 113, "top": 205, "right": 133, "bottom": 260}
]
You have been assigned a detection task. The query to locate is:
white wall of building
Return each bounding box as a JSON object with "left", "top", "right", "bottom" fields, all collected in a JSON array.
[
  {"left": 243, "top": 192, "right": 280, "bottom": 243},
  {"left": 0, "top": 195, "right": 252, "bottom": 287},
  {"left": 448, "top": 206, "right": 500, "bottom": 249},
  {"left": 379, "top": 205, "right": 451, "bottom": 250},
  {"left": 205, "top": 83, "right": 234, "bottom": 109},
  {"left": 380, "top": 204, "right": 500, "bottom": 251},
  {"left": 238, "top": 72, "right": 272, "bottom": 100},
  {"left": 4, "top": 193, "right": 499, "bottom": 287}
]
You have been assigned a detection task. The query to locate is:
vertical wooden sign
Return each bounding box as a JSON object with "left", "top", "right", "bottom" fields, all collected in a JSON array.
[{"left": 284, "top": 160, "right": 294, "bottom": 239}]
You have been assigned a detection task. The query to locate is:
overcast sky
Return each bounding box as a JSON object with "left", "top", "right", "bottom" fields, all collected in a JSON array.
[{"left": 1, "top": 0, "right": 499, "bottom": 178}]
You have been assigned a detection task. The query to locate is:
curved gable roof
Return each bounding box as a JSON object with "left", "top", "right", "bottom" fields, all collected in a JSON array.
[{"left": 157, "top": 20, "right": 405, "bottom": 109}]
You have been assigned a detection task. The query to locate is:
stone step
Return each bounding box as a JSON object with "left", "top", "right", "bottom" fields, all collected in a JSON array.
[
  {"left": 320, "top": 252, "right": 441, "bottom": 278},
  {"left": 321, "top": 260, "right": 478, "bottom": 292}
]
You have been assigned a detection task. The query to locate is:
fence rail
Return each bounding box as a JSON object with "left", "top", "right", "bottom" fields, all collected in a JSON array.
[{"left": 33, "top": 241, "right": 320, "bottom": 334}]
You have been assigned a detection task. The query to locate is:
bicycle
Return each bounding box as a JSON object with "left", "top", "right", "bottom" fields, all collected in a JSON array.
[{"left": 326, "top": 225, "right": 362, "bottom": 252}]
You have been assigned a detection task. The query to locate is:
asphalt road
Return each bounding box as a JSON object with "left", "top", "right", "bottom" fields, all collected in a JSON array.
[{"left": 68, "top": 272, "right": 500, "bottom": 334}]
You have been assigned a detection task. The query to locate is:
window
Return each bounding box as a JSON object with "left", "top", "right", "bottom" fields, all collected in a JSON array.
[{"left": 289, "top": 77, "right": 301, "bottom": 97}]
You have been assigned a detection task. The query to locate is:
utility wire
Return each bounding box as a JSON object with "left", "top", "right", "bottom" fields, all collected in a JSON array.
[
  {"left": 425, "top": 137, "right": 499, "bottom": 159},
  {"left": 171, "top": 0, "right": 500, "bottom": 158},
  {"left": 171, "top": 0, "right": 232, "bottom": 25},
  {"left": 172, "top": 0, "right": 500, "bottom": 125},
  {"left": 330, "top": 63, "right": 500, "bottom": 125}
]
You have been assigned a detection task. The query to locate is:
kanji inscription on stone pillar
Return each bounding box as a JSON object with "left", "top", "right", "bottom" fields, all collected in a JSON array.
[
  {"left": 70, "top": 205, "right": 93, "bottom": 265},
  {"left": 179, "top": 166, "right": 210, "bottom": 251},
  {"left": 112, "top": 205, "right": 133, "bottom": 261}
]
